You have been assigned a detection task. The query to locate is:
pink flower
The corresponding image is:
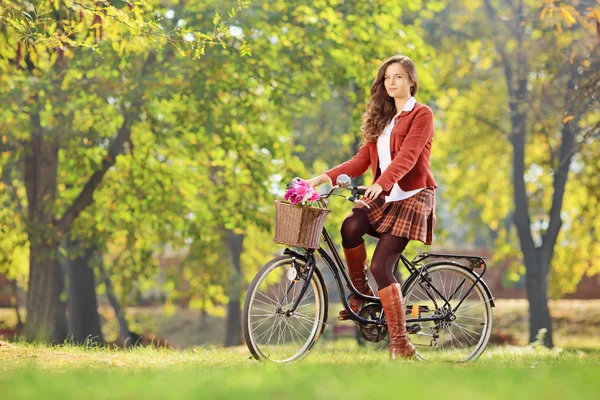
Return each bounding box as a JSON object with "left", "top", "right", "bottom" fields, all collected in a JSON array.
[{"left": 284, "top": 179, "right": 320, "bottom": 205}]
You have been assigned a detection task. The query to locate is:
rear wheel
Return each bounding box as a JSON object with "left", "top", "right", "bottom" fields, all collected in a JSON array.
[
  {"left": 243, "top": 256, "right": 326, "bottom": 363},
  {"left": 402, "top": 263, "right": 493, "bottom": 362}
]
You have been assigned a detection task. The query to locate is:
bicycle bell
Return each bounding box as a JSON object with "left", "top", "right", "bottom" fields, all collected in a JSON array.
[{"left": 336, "top": 174, "right": 351, "bottom": 188}]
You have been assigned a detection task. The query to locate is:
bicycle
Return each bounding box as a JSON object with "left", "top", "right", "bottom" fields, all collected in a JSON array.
[{"left": 242, "top": 174, "right": 495, "bottom": 363}]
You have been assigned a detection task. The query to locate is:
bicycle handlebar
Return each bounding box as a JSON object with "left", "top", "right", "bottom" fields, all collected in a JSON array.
[
  {"left": 318, "top": 185, "right": 366, "bottom": 203},
  {"left": 285, "top": 177, "right": 366, "bottom": 204},
  {"left": 354, "top": 187, "right": 367, "bottom": 196}
]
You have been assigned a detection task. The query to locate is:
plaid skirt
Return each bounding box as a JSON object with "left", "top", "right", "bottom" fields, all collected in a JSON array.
[{"left": 353, "top": 187, "right": 436, "bottom": 245}]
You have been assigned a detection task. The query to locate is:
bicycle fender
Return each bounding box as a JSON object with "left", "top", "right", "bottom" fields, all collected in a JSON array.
[{"left": 403, "top": 260, "right": 495, "bottom": 308}]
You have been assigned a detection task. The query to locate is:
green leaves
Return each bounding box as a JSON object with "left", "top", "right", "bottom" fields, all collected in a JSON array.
[{"left": 425, "top": 0, "right": 600, "bottom": 297}]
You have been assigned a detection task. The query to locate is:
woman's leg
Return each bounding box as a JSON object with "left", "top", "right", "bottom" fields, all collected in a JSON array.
[
  {"left": 370, "top": 233, "right": 409, "bottom": 290},
  {"left": 337, "top": 209, "right": 377, "bottom": 320},
  {"left": 340, "top": 209, "right": 376, "bottom": 248},
  {"left": 371, "top": 233, "right": 415, "bottom": 359}
]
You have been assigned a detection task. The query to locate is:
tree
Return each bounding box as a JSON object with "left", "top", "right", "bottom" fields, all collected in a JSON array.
[
  {"left": 0, "top": 0, "right": 251, "bottom": 342},
  {"left": 424, "top": 0, "right": 600, "bottom": 347}
]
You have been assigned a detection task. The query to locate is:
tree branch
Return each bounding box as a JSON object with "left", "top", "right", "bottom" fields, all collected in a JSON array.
[
  {"left": 468, "top": 111, "right": 510, "bottom": 139},
  {"left": 483, "top": 0, "right": 515, "bottom": 99},
  {"left": 484, "top": 0, "right": 536, "bottom": 255},
  {"left": 57, "top": 104, "right": 140, "bottom": 233},
  {"left": 542, "top": 60, "right": 581, "bottom": 269},
  {"left": 57, "top": 51, "right": 156, "bottom": 233}
]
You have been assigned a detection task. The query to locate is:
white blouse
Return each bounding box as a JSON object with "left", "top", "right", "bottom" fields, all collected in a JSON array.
[{"left": 377, "top": 96, "right": 425, "bottom": 203}]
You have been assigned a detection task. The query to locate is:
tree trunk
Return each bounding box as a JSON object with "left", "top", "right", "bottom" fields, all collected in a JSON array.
[
  {"left": 53, "top": 258, "right": 69, "bottom": 343},
  {"left": 224, "top": 230, "right": 244, "bottom": 347},
  {"left": 23, "top": 129, "right": 61, "bottom": 342},
  {"left": 350, "top": 81, "right": 365, "bottom": 187},
  {"left": 67, "top": 241, "right": 104, "bottom": 345},
  {"left": 25, "top": 242, "right": 60, "bottom": 342},
  {"left": 489, "top": 1, "right": 555, "bottom": 347},
  {"left": 524, "top": 252, "right": 553, "bottom": 347},
  {"left": 200, "top": 308, "right": 209, "bottom": 330},
  {"left": 97, "top": 258, "right": 131, "bottom": 346},
  {"left": 11, "top": 279, "right": 23, "bottom": 329}
]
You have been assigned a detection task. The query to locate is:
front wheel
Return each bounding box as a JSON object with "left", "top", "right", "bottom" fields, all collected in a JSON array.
[
  {"left": 402, "top": 263, "right": 494, "bottom": 362},
  {"left": 243, "top": 255, "right": 327, "bottom": 363}
]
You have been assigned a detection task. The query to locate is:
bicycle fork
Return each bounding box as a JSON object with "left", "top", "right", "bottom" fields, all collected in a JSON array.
[{"left": 277, "top": 254, "right": 316, "bottom": 316}]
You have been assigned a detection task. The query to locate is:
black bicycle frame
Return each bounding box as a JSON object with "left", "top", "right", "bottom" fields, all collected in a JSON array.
[
  {"left": 284, "top": 228, "right": 453, "bottom": 326},
  {"left": 280, "top": 204, "right": 491, "bottom": 327}
]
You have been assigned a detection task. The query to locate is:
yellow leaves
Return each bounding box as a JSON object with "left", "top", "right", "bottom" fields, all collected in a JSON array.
[
  {"left": 589, "top": 9, "right": 600, "bottom": 24},
  {"left": 436, "top": 95, "right": 451, "bottom": 110},
  {"left": 569, "top": 52, "right": 576, "bottom": 64},
  {"left": 540, "top": 5, "right": 548, "bottom": 21},
  {"left": 541, "top": 2, "right": 587, "bottom": 32},
  {"left": 507, "top": 271, "right": 521, "bottom": 282},
  {"left": 61, "top": 70, "right": 84, "bottom": 91},
  {"left": 163, "top": 301, "right": 176, "bottom": 317},
  {"left": 1, "top": 135, "right": 5, "bottom": 144},
  {"left": 559, "top": 7, "right": 577, "bottom": 26},
  {"left": 58, "top": 184, "right": 66, "bottom": 192},
  {"left": 562, "top": 115, "right": 574, "bottom": 124},
  {"left": 477, "top": 56, "right": 493, "bottom": 70},
  {"left": 447, "top": 87, "right": 459, "bottom": 98},
  {"left": 420, "top": 9, "right": 434, "bottom": 20}
]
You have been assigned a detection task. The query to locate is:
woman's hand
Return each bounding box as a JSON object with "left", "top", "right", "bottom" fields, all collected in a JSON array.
[
  {"left": 305, "top": 174, "right": 330, "bottom": 188},
  {"left": 363, "top": 183, "right": 383, "bottom": 200}
]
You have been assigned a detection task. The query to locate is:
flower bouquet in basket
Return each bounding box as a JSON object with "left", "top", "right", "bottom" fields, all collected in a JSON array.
[
  {"left": 284, "top": 178, "right": 320, "bottom": 206},
  {"left": 273, "top": 178, "right": 331, "bottom": 249}
]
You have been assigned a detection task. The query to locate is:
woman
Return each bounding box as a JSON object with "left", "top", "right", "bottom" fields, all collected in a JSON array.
[{"left": 305, "top": 55, "right": 436, "bottom": 360}]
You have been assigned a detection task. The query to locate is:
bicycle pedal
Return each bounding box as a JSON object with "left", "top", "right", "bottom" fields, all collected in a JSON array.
[
  {"left": 337, "top": 312, "right": 350, "bottom": 321},
  {"left": 407, "top": 324, "right": 421, "bottom": 334}
]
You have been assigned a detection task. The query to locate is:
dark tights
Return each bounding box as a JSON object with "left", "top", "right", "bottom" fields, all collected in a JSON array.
[{"left": 340, "top": 209, "right": 409, "bottom": 290}]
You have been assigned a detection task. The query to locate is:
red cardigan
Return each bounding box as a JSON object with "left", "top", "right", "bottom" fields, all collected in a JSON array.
[{"left": 324, "top": 102, "right": 437, "bottom": 194}]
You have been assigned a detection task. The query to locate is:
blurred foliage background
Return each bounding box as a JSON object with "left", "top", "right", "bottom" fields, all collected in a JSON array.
[{"left": 0, "top": 0, "right": 598, "bottom": 348}]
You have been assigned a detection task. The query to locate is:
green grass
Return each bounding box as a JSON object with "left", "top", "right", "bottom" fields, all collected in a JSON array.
[
  {"left": 1, "top": 342, "right": 599, "bottom": 399},
  {"left": 3, "top": 299, "right": 600, "bottom": 348},
  {"left": 1, "top": 299, "right": 599, "bottom": 398}
]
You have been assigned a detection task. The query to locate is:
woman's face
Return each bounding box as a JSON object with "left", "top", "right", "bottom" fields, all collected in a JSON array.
[{"left": 384, "top": 63, "right": 413, "bottom": 99}]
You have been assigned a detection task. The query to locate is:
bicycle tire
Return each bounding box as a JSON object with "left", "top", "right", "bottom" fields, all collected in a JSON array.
[
  {"left": 243, "top": 255, "right": 327, "bottom": 363},
  {"left": 402, "top": 262, "right": 494, "bottom": 362}
]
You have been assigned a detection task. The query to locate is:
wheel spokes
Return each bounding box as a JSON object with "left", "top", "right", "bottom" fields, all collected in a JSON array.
[
  {"left": 404, "top": 267, "right": 490, "bottom": 362},
  {"left": 247, "top": 260, "right": 321, "bottom": 362}
]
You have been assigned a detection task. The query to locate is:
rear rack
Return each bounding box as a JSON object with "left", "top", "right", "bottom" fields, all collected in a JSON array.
[{"left": 412, "top": 252, "right": 487, "bottom": 269}]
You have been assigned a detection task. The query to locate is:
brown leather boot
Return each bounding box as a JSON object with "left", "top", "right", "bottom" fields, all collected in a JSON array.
[
  {"left": 338, "top": 242, "right": 374, "bottom": 321},
  {"left": 378, "top": 283, "right": 416, "bottom": 359}
]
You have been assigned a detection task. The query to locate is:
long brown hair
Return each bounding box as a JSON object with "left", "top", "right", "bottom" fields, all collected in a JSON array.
[{"left": 361, "top": 55, "right": 418, "bottom": 143}]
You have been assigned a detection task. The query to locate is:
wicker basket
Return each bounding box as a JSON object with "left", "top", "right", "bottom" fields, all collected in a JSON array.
[{"left": 273, "top": 200, "right": 331, "bottom": 249}]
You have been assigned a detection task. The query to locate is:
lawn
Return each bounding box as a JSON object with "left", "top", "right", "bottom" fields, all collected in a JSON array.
[
  {"left": 1, "top": 299, "right": 599, "bottom": 399},
  {"left": 1, "top": 341, "right": 599, "bottom": 400}
]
